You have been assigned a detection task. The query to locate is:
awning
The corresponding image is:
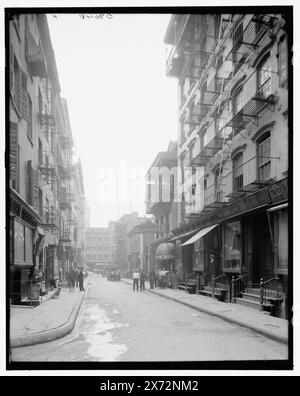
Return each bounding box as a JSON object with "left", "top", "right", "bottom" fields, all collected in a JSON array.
[
  {"left": 169, "top": 229, "right": 198, "bottom": 241},
  {"left": 267, "top": 203, "right": 288, "bottom": 212},
  {"left": 155, "top": 243, "right": 175, "bottom": 260},
  {"left": 182, "top": 224, "right": 219, "bottom": 246}
]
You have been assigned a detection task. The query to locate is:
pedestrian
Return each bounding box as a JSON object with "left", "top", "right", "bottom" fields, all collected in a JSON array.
[
  {"left": 132, "top": 269, "right": 140, "bottom": 291},
  {"left": 149, "top": 269, "right": 156, "bottom": 289},
  {"left": 140, "top": 269, "right": 145, "bottom": 291},
  {"left": 59, "top": 267, "right": 63, "bottom": 283},
  {"left": 68, "top": 267, "right": 75, "bottom": 292},
  {"left": 75, "top": 267, "right": 79, "bottom": 288},
  {"left": 161, "top": 267, "right": 167, "bottom": 288},
  {"left": 78, "top": 267, "right": 85, "bottom": 291}
]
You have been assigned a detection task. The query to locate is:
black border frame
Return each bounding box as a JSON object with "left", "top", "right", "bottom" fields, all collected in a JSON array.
[{"left": 5, "top": 5, "right": 294, "bottom": 372}]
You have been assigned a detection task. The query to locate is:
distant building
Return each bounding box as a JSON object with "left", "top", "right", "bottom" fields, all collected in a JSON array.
[
  {"left": 84, "top": 225, "right": 115, "bottom": 272},
  {"left": 145, "top": 141, "right": 181, "bottom": 272},
  {"left": 112, "top": 212, "right": 151, "bottom": 275}
]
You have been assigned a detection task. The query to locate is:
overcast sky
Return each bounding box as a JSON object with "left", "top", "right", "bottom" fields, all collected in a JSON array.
[{"left": 47, "top": 13, "right": 178, "bottom": 227}]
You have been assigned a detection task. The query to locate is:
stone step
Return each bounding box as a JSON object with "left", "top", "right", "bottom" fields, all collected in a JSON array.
[
  {"left": 242, "top": 292, "right": 261, "bottom": 303},
  {"left": 236, "top": 297, "right": 274, "bottom": 311},
  {"left": 236, "top": 297, "right": 262, "bottom": 310},
  {"left": 245, "top": 288, "right": 261, "bottom": 296}
]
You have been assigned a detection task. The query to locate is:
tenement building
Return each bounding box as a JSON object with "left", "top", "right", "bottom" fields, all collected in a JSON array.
[
  {"left": 163, "top": 14, "right": 289, "bottom": 318},
  {"left": 145, "top": 141, "right": 181, "bottom": 273},
  {"left": 9, "top": 14, "right": 86, "bottom": 305}
]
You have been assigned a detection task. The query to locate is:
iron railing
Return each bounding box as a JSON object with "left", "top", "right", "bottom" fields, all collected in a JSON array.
[
  {"left": 260, "top": 275, "right": 284, "bottom": 311},
  {"left": 231, "top": 273, "right": 250, "bottom": 302}
]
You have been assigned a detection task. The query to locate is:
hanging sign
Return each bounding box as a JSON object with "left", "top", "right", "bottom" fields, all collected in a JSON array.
[{"left": 131, "top": 222, "right": 160, "bottom": 235}]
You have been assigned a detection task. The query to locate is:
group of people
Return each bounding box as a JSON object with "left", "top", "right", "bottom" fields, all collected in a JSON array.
[
  {"left": 132, "top": 267, "right": 169, "bottom": 291},
  {"left": 132, "top": 269, "right": 146, "bottom": 291},
  {"left": 68, "top": 266, "right": 85, "bottom": 292}
]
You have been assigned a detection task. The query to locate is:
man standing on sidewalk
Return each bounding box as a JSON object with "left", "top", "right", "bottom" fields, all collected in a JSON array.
[
  {"left": 140, "top": 269, "right": 145, "bottom": 292},
  {"left": 78, "top": 267, "right": 85, "bottom": 291},
  {"left": 132, "top": 269, "right": 139, "bottom": 291}
]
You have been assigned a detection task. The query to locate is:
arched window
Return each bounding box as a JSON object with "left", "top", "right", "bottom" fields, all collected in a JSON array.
[
  {"left": 233, "top": 152, "right": 244, "bottom": 191},
  {"left": 257, "top": 53, "right": 271, "bottom": 95},
  {"left": 214, "top": 166, "right": 223, "bottom": 202},
  {"left": 257, "top": 131, "right": 271, "bottom": 181},
  {"left": 200, "top": 128, "right": 208, "bottom": 150}
]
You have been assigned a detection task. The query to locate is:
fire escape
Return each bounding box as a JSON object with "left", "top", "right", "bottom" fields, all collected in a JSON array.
[{"left": 185, "top": 14, "right": 279, "bottom": 219}]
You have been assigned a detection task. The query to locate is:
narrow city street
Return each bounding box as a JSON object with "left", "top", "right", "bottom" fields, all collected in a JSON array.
[{"left": 10, "top": 275, "right": 287, "bottom": 362}]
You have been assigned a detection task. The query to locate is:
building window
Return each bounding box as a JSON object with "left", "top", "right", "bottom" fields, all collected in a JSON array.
[
  {"left": 257, "top": 53, "right": 271, "bottom": 95},
  {"left": 278, "top": 35, "right": 288, "bottom": 86},
  {"left": 224, "top": 220, "right": 241, "bottom": 270},
  {"left": 13, "top": 55, "right": 21, "bottom": 112},
  {"left": 39, "top": 188, "right": 43, "bottom": 217},
  {"left": 233, "top": 152, "right": 244, "bottom": 191},
  {"left": 232, "top": 23, "right": 244, "bottom": 72},
  {"left": 200, "top": 128, "right": 208, "bottom": 150},
  {"left": 257, "top": 132, "right": 271, "bottom": 181},
  {"left": 27, "top": 94, "right": 33, "bottom": 141},
  {"left": 232, "top": 85, "right": 243, "bottom": 116}
]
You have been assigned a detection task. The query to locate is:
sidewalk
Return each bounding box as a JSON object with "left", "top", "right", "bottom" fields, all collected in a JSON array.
[
  {"left": 122, "top": 279, "right": 289, "bottom": 344},
  {"left": 10, "top": 284, "right": 88, "bottom": 348}
]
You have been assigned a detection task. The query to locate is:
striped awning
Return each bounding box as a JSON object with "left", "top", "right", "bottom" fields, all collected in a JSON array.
[{"left": 182, "top": 224, "right": 219, "bottom": 246}]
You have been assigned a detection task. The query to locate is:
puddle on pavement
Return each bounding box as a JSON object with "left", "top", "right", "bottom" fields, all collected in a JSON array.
[{"left": 79, "top": 304, "right": 129, "bottom": 360}]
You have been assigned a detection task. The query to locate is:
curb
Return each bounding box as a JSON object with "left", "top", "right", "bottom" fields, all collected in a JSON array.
[
  {"left": 10, "top": 285, "right": 88, "bottom": 348},
  {"left": 122, "top": 279, "right": 288, "bottom": 345}
]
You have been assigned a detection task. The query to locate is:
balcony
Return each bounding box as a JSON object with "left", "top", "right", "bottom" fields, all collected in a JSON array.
[
  {"left": 225, "top": 14, "right": 277, "bottom": 66},
  {"left": 25, "top": 29, "right": 47, "bottom": 78},
  {"left": 59, "top": 134, "right": 73, "bottom": 149},
  {"left": 38, "top": 154, "right": 57, "bottom": 180},
  {"left": 59, "top": 231, "right": 72, "bottom": 243},
  {"left": 205, "top": 155, "right": 279, "bottom": 211},
  {"left": 189, "top": 124, "right": 231, "bottom": 167},
  {"left": 41, "top": 211, "right": 59, "bottom": 229},
  {"left": 225, "top": 71, "right": 278, "bottom": 134},
  {"left": 224, "top": 155, "right": 279, "bottom": 198},
  {"left": 187, "top": 155, "right": 280, "bottom": 217},
  {"left": 145, "top": 183, "right": 173, "bottom": 215},
  {"left": 66, "top": 211, "right": 77, "bottom": 225},
  {"left": 166, "top": 53, "right": 186, "bottom": 78},
  {"left": 58, "top": 163, "right": 73, "bottom": 179}
]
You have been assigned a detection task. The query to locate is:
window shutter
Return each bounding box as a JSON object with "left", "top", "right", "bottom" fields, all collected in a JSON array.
[
  {"left": 9, "top": 122, "right": 18, "bottom": 188},
  {"left": 33, "top": 169, "right": 39, "bottom": 212},
  {"left": 20, "top": 69, "right": 28, "bottom": 119}
]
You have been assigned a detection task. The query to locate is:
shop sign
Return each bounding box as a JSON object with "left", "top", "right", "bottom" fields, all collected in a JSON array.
[
  {"left": 267, "top": 178, "right": 288, "bottom": 204},
  {"left": 131, "top": 222, "right": 160, "bottom": 234}
]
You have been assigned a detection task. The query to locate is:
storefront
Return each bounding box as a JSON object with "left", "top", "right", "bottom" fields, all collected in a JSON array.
[
  {"left": 181, "top": 224, "right": 221, "bottom": 276},
  {"left": 9, "top": 188, "right": 41, "bottom": 305}
]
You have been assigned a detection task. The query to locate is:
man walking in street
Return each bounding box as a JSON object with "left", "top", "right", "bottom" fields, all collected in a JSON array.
[
  {"left": 132, "top": 269, "right": 140, "bottom": 291},
  {"left": 78, "top": 267, "right": 85, "bottom": 291}
]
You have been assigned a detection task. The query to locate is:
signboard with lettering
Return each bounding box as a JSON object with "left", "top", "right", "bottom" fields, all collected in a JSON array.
[
  {"left": 267, "top": 178, "right": 288, "bottom": 204},
  {"left": 131, "top": 222, "right": 160, "bottom": 235}
]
